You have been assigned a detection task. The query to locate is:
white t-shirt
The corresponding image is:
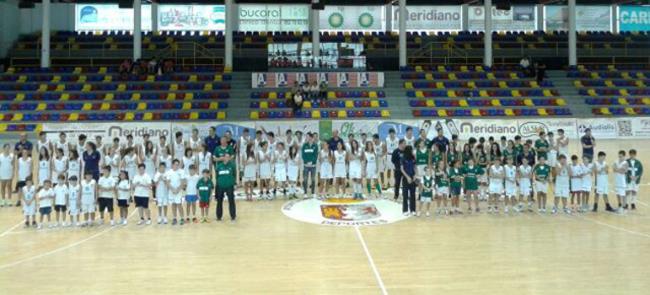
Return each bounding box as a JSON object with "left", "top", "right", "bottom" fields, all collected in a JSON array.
[
  {"left": 54, "top": 184, "right": 68, "bottom": 205},
  {"left": 154, "top": 171, "right": 168, "bottom": 197},
  {"left": 117, "top": 180, "right": 131, "bottom": 200},
  {"left": 18, "top": 157, "right": 32, "bottom": 181},
  {"left": 68, "top": 184, "right": 80, "bottom": 201},
  {"left": 185, "top": 174, "right": 200, "bottom": 195},
  {"left": 132, "top": 174, "right": 152, "bottom": 197},
  {"left": 0, "top": 153, "right": 14, "bottom": 180},
  {"left": 165, "top": 169, "right": 186, "bottom": 191},
  {"left": 98, "top": 176, "right": 116, "bottom": 199},
  {"left": 38, "top": 188, "right": 55, "bottom": 208},
  {"left": 81, "top": 179, "right": 96, "bottom": 203}
]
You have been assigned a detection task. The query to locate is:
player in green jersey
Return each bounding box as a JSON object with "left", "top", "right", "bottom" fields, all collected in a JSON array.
[
  {"left": 434, "top": 161, "right": 449, "bottom": 215},
  {"left": 429, "top": 145, "right": 443, "bottom": 171},
  {"left": 448, "top": 160, "right": 464, "bottom": 214},
  {"left": 418, "top": 166, "right": 435, "bottom": 217},
  {"left": 535, "top": 131, "right": 550, "bottom": 161},
  {"left": 462, "top": 158, "right": 483, "bottom": 213},
  {"left": 533, "top": 156, "right": 551, "bottom": 212}
]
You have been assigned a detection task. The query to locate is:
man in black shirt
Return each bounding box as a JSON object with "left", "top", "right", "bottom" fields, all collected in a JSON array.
[
  {"left": 391, "top": 140, "right": 406, "bottom": 201},
  {"left": 430, "top": 129, "right": 449, "bottom": 154},
  {"left": 327, "top": 130, "right": 344, "bottom": 152},
  {"left": 581, "top": 128, "right": 595, "bottom": 160}
]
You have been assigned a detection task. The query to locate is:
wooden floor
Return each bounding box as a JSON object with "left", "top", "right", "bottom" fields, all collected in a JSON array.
[{"left": 1, "top": 139, "right": 650, "bottom": 294}]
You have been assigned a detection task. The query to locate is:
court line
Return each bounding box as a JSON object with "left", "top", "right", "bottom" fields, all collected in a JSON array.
[
  {"left": 0, "top": 221, "right": 25, "bottom": 238},
  {"left": 0, "top": 211, "right": 137, "bottom": 271},
  {"left": 571, "top": 214, "right": 650, "bottom": 239},
  {"left": 354, "top": 226, "right": 388, "bottom": 295}
]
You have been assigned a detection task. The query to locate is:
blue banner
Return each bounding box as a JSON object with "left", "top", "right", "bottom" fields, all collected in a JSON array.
[
  {"left": 378, "top": 121, "right": 419, "bottom": 140},
  {"left": 619, "top": 6, "right": 650, "bottom": 32}
]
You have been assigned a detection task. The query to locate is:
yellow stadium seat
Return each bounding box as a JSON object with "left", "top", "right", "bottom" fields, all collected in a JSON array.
[
  {"left": 103, "top": 75, "right": 112, "bottom": 82},
  {"left": 78, "top": 75, "right": 87, "bottom": 83},
  {"left": 425, "top": 73, "right": 433, "bottom": 80},
  {"left": 587, "top": 89, "right": 597, "bottom": 96},
  {"left": 369, "top": 91, "right": 378, "bottom": 99},
  {"left": 537, "top": 109, "right": 548, "bottom": 116},
  {"left": 167, "top": 93, "right": 176, "bottom": 100},
  {"left": 556, "top": 99, "right": 566, "bottom": 106},
  {"left": 415, "top": 66, "right": 423, "bottom": 72},
  {"left": 573, "top": 80, "right": 583, "bottom": 87},
  {"left": 619, "top": 89, "right": 630, "bottom": 96},
  {"left": 185, "top": 93, "right": 193, "bottom": 100},
  {"left": 543, "top": 90, "right": 553, "bottom": 97},
  {"left": 38, "top": 84, "right": 47, "bottom": 92},
  {"left": 105, "top": 93, "right": 114, "bottom": 100},
  {"left": 437, "top": 66, "right": 446, "bottom": 72},
  {"left": 460, "top": 66, "right": 468, "bottom": 72},
  {"left": 217, "top": 112, "right": 226, "bottom": 120},
  {"left": 303, "top": 101, "right": 312, "bottom": 109},
  {"left": 426, "top": 100, "right": 435, "bottom": 107},
  {"left": 471, "top": 109, "right": 481, "bottom": 117},
  {"left": 370, "top": 100, "right": 379, "bottom": 108},
  {"left": 476, "top": 66, "right": 484, "bottom": 72},
  {"left": 223, "top": 66, "right": 232, "bottom": 73},
  {"left": 447, "top": 91, "right": 456, "bottom": 98},
  {"left": 437, "top": 110, "right": 447, "bottom": 117},
  {"left": 459, "top": 99, "right": 468, "bottom": 107},
  {"left": 618, "top": 98, "right": 628, "bottom": 105},
  {"left": 636, "top": 81, "right": 646, "bottom": 87},
  {"left": 338, "top": 110, "right": 347, "bottom": 118},
  {"left": 467, "top": 81, "right": 476, "bottom": 88},
  {"left": 480, "top": 90, "right": 489, "bottom": 97},
  {"left": 436, "top": 82, "right": 444, "bottom": 89},
  {"left": 188, "top": 75, "right": 197, "bottom": 82},
  {"left": 487, "top": 73, "right": 495, "bottom": 80},
  {"left": 524, "top": 99, "right": 534, "bottom": 106},
  {"left": 137, "top": 103, "right": 147, "bottom": 110},
  {"left": 260, "top": 101, "right": 268, "bottom": 109},
  {"left": 328, "top": 92, "right": 336, "bottom": 99},
  {"left": 250, "top": 112, "right": 259, "bottom": 119},
  {"left": 81, "top": 84, "right": 91, "bottom": 92},
  {"left": 12, "top": 113, "right": 23, "bottom": 122},
  {"left": 131, "top": 93, "right": 141, "bottom": 100},
  {"left": 636, "top": 72, "right": 646, "bottom": 79},
  {"left": 621, "top": 72, "right": 631, "bottom": 79},
  {"left": 124, "top": 113, "right": 135, "bottom": 121},
  {"left": 15, "top": 93, "right": 25, "bottom": 101},
  {"left": 143, "top": 113, "right": 153, "bottom": 121},
  {"left": 381, "top": 110, "right": 390, "bottom": 118},
  {"left": 170, "top": 84, "right": 178, "bottom": 91},
  {"left": 498, "top": 81, "right": 507, "bottom": 88},
  {"left": 404, "top": 82, "right": 413, "bottom": 89},
  {"left": 209, "top": 102, "right": 219, "bottom": 110},
  {"left": 415, "top": 91, "right": 424, "bottom": 98},
  {"left": 0, "top": 124, "right": 6, "bottom": 132},
  {"left": 643, "top": 98, "right": 650, "bottom": 105},
  {"left": 529, "top": 81, "right": 539, "bottom": 88},
  {"left": 68, "top": 113, "right": 79, "bottom": 121},
  {"left": 590, "top": 72, "right": 600, "bottom": 79},
  {"left": 60, "top": 93, "right": 69, "bottom": 101},
  {"left": 146, "top": 75, "right": 155, "bottom": 82},
  {"left": 73, "top": 67, "right": 82, "bottom": 74},
  {"left": 100, "top": 103, "right": 110, "bottom": 111},
  {"left": 600, "top": 107, "right": 611, "bottom": 115},
  {"left": 189, "top": 112, "right": 199, "bottom": 120},
  {"left": 269, "top": 92, "right": 277, "bottom": 99},
  {"left": 284, "top": 92, "right": 291, "bottom": 99},
  {"left": 17, "top": 75, "right": 26, "bottom": 83},
  {"left": 448, "top": 73, "right": 457, "bottom": 80},
  {"left": 36, "top": 103, "right": 46, "bottom": 111},
  {"left": 509, "top": 73, "right": 518, "bottom": 79},
  {"left": 214, "top": 75, "right": 223, "bottom": 82},
  {"left": 511, "top": 90, "right": 521, "bottom": 97},
  {"left": 117, "top": 84, "right": 126, "bottom": 91},
  {"left": 182, "top": 103, "right": 191, "bottom": 110},
  {"left": 491, "top": 99, "right": 501, "bottom": 106},
  {"left": 204, "top": 84, "right": 213, "bottom": 91},
  {"left": 52, "top": 75, "right": 61, "bottom": 83},
  {"left": 625, "top": 107, "right": 636, "bottom": 115},
  {"left": 605, "top": 80, "right": 615, "bottom": 87},
  {"left": 505, "top": 109, "right": 515, "bottom": 116},
  {"left": 345, "top": 101, "right": 354, "bottom": 108},
  {"left": 55, "top": 84, "right": 65, "bottom": 92}
]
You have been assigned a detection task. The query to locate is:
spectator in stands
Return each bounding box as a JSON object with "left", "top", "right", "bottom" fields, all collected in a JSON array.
[
  {"left": 309, "top": 81, "right": 319, "bottom": 101},
  {"left": 520, "top": 56, "right": 532, "bottom": 77},
  {"left": 301, "top": 81, "right": 310, "bottom": 94},
  {"left": 148, "top": 56, "right": 158, "bottom": 74},
  {"left": 536, "top": 62, "right": 547, "bottom": 83},
  {"left": 163, "top": 59, "right": 174, "bottom": 74},
  {"left": 291, "top": 91, "right": 304, "bottom": 114},
  {"left": 14, "top": 133, "right": 33, "bottom": 153},
  {"left": 291, "top": 81, "right": 300, "bottom": 96},
  {"left": 319, "top": 80, "right": 328, "bottom": 100},
  {"left": 119, "top": 59, "right": 132, "bottom": 79}
]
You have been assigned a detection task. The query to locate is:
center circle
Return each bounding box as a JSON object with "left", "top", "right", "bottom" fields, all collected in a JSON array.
[{"left": 282, "top": 198, "right": 409, "bottom": 227}]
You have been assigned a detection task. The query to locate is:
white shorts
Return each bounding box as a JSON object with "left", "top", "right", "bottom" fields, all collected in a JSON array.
[
  {"left": 169, "top": 190, "right": 183, "bottom": 205},
  {"left": 259, "top": 163, "right": 272, "bottom": 180},
  {"left": 570, "top": 178, "right": 582, "bottom": 193},
  {"left": 595, "top": 176, "right": 609, "bottom": 195},
  {"left": 489, "top": 182, "right": 504, "bottom": 195},
  {"left": 555, "top": 185, "right": 570, "bottom": 198},
  {"left": 320, "top": 163, "right": 333, "bottom": 179},
  {"left": 81, "top": 203, "right": 95, "bottom": 214},
  {"left": 349, "top": 162, "right": 362, "bottom": 179},
  {"left": 505, "top": 181, "right": 517, "bottom": 197},
  {"left": 420, "top": 196, "right": 432, "bottom": 203},
  {"left": 376, "top": 157, "right": 385, "bottom": 172},
  {"left": 627, "top": 182, "right": 639, "bottom": 193},
  {"left": 547, "top": 150, "right": 557, "bottom": 167},
  {"left": 519, "top": 180, "right": 531, "bottom": 195},
  {"left": 243, "top": 164, "right": 257, "bottom": 182},
  {"left": 23, "top": 204, "right": 35, "bottom": 216},
  {"left": 582, "top": 178, "right": 592, "bottom": 192},
  {"left": 68, "top": 201, "right": 79, "bottom": 215},
  {"left": 156, "top": 194, "right": 170, "bottom": 206},
  {"left": 365, "top": 165, "right": 378, "bottom": 180},
  {"left": 274, "top": 165, "right": 287, "bottom": 182},
  {"left": 385, "top": 156, "right": 394, "bottom": 170},
  {"left": 436, "top": 186, "right": 449, "bottom": 196},
  {"left": 535, "top": 181, "right": 548, "bottom": 194},
  {"left": 416, "top": 165, "right": 426, "bottom": 180},
  {"left": 334, "top": 163, "right": 346, "bottom": 178},
  {"left": 287, "top": 165, "right": 299, "bottom": 182},
  {"left": 615, "top": 187, "right": 627, "bottom": 196}
]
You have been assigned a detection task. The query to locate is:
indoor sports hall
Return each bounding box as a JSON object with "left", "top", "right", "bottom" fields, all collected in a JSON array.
[{"left": 0, "top": 0, "right": 649, "bottom": 294}]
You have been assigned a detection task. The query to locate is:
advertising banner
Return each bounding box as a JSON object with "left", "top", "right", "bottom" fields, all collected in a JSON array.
[
  {"left": 252, "top": 72, "right": 384, "bottom": 88},
  {"left": 238, "top": 4, "right": 309, "bottom": 32},
  {"left": 468, "top": 6, "right": 536, "bottom": 31},
  {"left": 75, "top": 4, "right": 152, "bottom": 31},
  {"left": 158, "top": 5, "right": 225, "bottom": 31},
  {"left": 619, "top": 5, "right": 650, "bottom": 32},
  {"left": 545, "top": 5, "right": 612, "bottom": 32},
  {"left": 392, "top": 6, "right": 462, "bottom": 31},
  {"left": 320, "top": 6, "right": 384, "bottom": 31},
  {"left": 516, "top": 118, "right": 579, "bottom": 139},
  {"left": 42, "top": 122, "right": 172, "bottom": 146},
  {"left": 575, "top": 118, "right": 618, "bottom": 139},
  {"left": 333, "top": 120, "right": 381, "bottom": 141}
]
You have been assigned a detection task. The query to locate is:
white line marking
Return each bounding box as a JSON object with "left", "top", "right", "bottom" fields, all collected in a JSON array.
[
  {"left": 354, "top": 226, "right": 388, "bottom": 295},
  {"left": 572, "top": 214, "right": 650, "bottom": 239},
  {"left": 0, "top": 221, "right": 24, "bottom": 238},
  {"left": 637, "top": 200, "right": 649, "bottom": 207},
  {"left": 0, "top": 211, "right": 137, "bottom": 270}
]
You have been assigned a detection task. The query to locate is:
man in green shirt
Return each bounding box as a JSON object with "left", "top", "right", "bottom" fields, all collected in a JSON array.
[
  {"left": 197, "top": 169, "right": 214, "bottom": 223},
  {"left": 448, "top": 161, "right": 463, "bottom": 214},
  {"left": 215, "top": 153, "right": 237, "bottom": 221},
  {"left": 213, "top": 136, "right": 235, "bottom": 164},
  {"left": 626, "top": 149, "right": 643, "bottom": 210},
  {"left": 513, "top": 135, "right": 524, "bottom": 161},
  {"left": 301, "top": 133, "right": 318, "bottom": 198},
  {"left": 534, "top": 131, "right": 550, "bottom": 161},
  {"left": 533, "top": 157, "right": 551, "bottom": 213}
]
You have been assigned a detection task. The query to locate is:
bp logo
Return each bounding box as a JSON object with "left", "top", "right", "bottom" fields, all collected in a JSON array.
[
  {"left": 282, "top": 198, "right": 408, "bottom": 226},
  {"left": 358, "top": 12, "right": 374, "bottom": 28},
  {"left": 328, "top": 12, "right": 344, "bottom": 28}
]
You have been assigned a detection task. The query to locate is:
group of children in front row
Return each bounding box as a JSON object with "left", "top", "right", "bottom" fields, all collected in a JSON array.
[
  {"left": 18, "top": 157, "right": 236, "bottom": 228},
  {"left": 411, "top": 148, "right": 642, "bottom": 218}
]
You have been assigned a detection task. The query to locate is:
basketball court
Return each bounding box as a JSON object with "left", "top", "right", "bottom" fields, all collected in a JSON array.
[{"left": 1, "top": 139, "right": 648, "bottom": 294}]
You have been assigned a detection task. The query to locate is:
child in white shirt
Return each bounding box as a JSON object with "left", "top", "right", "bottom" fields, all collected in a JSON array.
[
  {"left": 81, "top": 172, "right": 97, "bottom": 226},
  {"left": 154, "top": 163, "right": 169, "bottom": 224},
  {"left": 97, "top": 166, "right": 117, "bottom": 226},
  {"left": 68, "top": 176, "right": 81, "bottom": 226},
  {"left": 21, "top": 177, "right": 37, "bottom": 227},
  {"left": 184, "top": 165, "right": 200, "bottom": 223},
  {"left": 165, "top": 160, "right": 186, "bottom": 225},
  {"left": 53, "top": 174, "right": 69, "bottom": 227},
  {"left": 116, "top": 171, "right": 131, "bottom": 225},
  {"left": 37, "top": 180, "right": 55, "bottom": 229}
]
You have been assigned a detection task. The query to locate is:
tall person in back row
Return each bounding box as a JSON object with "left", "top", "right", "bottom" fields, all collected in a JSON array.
[
  {"left": 391, "top": 140, "right": 406, "bottom": 201},
  {"left": 301, "top": 133, "right": 318, "bottom": 198},
  {"left": 385, "top": 129, "right": 399, "bottom": 191}
]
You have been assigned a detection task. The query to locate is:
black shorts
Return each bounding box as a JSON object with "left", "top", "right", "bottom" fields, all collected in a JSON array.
[
  {"left": 15, "top": 181, "right": 26, "bottom": 191},
  {"left": 55, "top": 205, "right": 67, "bottom": 212},
  {"left": 117, "top": 199, "right": 129, "bottom": 208},
  {"left": 134, "top": 196, "right": 149, "bottom": 208},
  {"left": 451, "top": 186, "right": 461, "bottom": 196},
  {"left": 98, "top": 198, "right": 114, "bottom": 212}
]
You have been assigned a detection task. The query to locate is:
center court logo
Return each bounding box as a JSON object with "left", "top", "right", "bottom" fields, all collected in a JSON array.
[{"left": 282, "top": 198, "right": 408, "bottom": 226}]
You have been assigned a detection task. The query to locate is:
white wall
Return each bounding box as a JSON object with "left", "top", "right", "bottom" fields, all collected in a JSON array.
[{"left": 0, "top": 0, "right": 20, "bottom": 58}]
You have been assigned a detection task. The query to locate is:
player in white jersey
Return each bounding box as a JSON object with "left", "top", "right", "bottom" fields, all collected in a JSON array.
[
  {"left": 372, "top": 134, "right": 386, "bottom": 187},
  {"left": 556, "top": 129, "right": 570, "bottom": 158},
  {"left": 384, "top": 129, "right": 399, "bottom": 188},
  {"left": 0, "top": 144, "right": 15, "bottom": 207},
  {"left": 80, "top": 172, "right": 97, "bottom": 226},
  {"left": 37, "top": 132, "right": 52, "bottom": 155},
  {"left": 154, "top": 162, "right": 169, "bottom": 224},
  {"left": 38, "top": 148, "right": 51, "bottom": 186},
  {"left": 197, "top": 144, "right": 213, "bottom": 176},
  {"left": 333, "top": 142, "right": 348, "bottom": 196},
  {"left": 55, "top": 132, "right": 70, "bottom": 157},
  {"left": 67, "top": 176, "right": 81, "bottom": 226},
  {"left": 363, "top": 141, "right": 381, "bottom": 198},
  {"left": 37, "top": 180, "right": 55, "bottom": 229},
  {"left": 182, "top": 149, "right": 197, "bottom": 176},
  {"left": 68, "top": 150, "right": 82, "bottom": 183},
  {"left": 488, "top": 158, "right": 505, "bottom": 214},
  {"left": 547, "top": 131, "right": 558, "bottom": 167},
  {"left": 404, "top": 127, "right": 416, "bottom": 148},
  {"left": 503, "top": 157, "right": 518, "bottom": 213},
  {"left": 242, "top": 143, "right": 257, "bottom": 201},
  {"left": 165, "top": 159, "right": 186, "bottom": 225},
  {"left": 104, "top": 147, "right": 121, "bottom": 179},
  {"left": 348, "top": 140, "right": 364, "bottom": 200},
  {"left": 286, "top": 145, "right": 301, "bottom": 199},
  {"left": 15, "top": 148, "right": 32, "bottom": 206},
  {"left": 318, "top": 142, "right": 333, "bottom": 198},
  {"left": 21, "top": 177, "right": 37, "bottom": 227},
  {"left": 53, "top": 174, "right": 69, "bottom": 226},
  {"left": 593, "top": 152, "right": 614, "bottom": 212},
  {"left": 257, "top": 141, "right": 272, "bottom": 199},
  {"left": 518, "top": 157, "right": 533, "bottom": 211},
  {"left": 52, "top": 148, "right": 68, "bottom": 185},
  {"left": 122, "top": 148, "right": 138, "bottom": 181},
  {"left": 273, "top": 142, "right": 288, "bottom": 198},
  {"left": 172, "top": 131, "right": 186, "bottom": 161},
  {"left": 158, "top": 146, "right": 173, "bottom": 173},
  {"left": 553, "top": 155, "right": 571, "bottom": 214},
  {"left": 569, "top": 155, "right": 585, "bottom": 212},
  {"left": 116, "top": 171, "right": 131, "bottom": 225},
  {"left": 188, "top": 128, "right": 202, "bottom": 152},
  {"left": 613, "top": 150, "right": 629, "bottom": 212},
  {"left": 581, "top": 156, "right": 595, "bottom": 212}
]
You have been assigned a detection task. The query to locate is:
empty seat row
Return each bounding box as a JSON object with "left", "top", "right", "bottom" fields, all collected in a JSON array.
[
  {"left": 592, "top": 107, "right": 650, "bottom": 116},
  {"left": 407, "top": 89, "right": 558, "bottom": 98},
  {"left": 413, "top": 108, "right": 572, "bottom": 117},
  {"left": 250, "top": 110, "right": 390, "bottom": 120},
  {"left": 401, "top": 72, "right": 526, "bottom": 80},
  {"left": 406, "top": 80, "right": 551, "bottom": 89},
  {"left": 574, "top": 79, "right": 648, "bottom": 88},
  {"left": 0, "top": 82, "right": 231, "bottom": 92},
  {"left": 409, "top": 98, "right": 565, "bottom": 108},
  {"left": 0, "top": 73, "right": 231, "bottom": 83},
  {"left": 251, "top": 91, "right": 385, "bottom": 100},
  {"left": 251, "top": 99, "right": 387, "bottom": 109},
  {"left": 0, "top": 92, "right": 229, "bottom": 101},
  {"left": 6, "top": 66, "right": 223, "bottom": 74},
  {"left": 0, "top": 101, "right": 226, "bottom": 112},
  {"left": 567, "top": 71, "right": 650, "bottom": 79},
  {"left": 0, "top": 111, "right": 226, "bottom": 122},
  {"left": 580, "top": 89, "right": 650, "bottom": 96},
  {"left": 585, "top": 97, "right": 650, "bottom": 106}
]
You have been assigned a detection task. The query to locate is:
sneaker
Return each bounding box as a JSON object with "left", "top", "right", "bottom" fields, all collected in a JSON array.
[
  {"left": 163, "top": 217, "right": 168, "bottom": 224},
  {"left": 110, "top": 220, "right": 115, "bottom": 226},
  {"left": 146, "top": 220, "right": 151, "bottom": 225},
  {"left": 172, "top": 219, "right": 177, "bottom": 225},
  {"left": 157, "top": 217, "right": 162, "bottom": 224},
  {"left": 179, "top": 219, "right": 185, "bottom": 225},
  {"left": 475, "top": 208, "right": 480, "bottom": 213},
  {"left": 185, "top": 218, "right": 190, "bottom": 223},
  {"left": 24, "top": 221, "right": 29, "bottom": 228},
  {"left": 193, "top": 217, "right": 198, "bottom": 223},
  {"left": 416, "top": 212, "right": 421, "bottom": 217},
  {"left": 123, "top": 220, "right": 128, "bottom": 226},
  {"left": 632, "top": 204, "right": 636, "bottom": 210},
  {"left": 537, "top": 208, "right": 542, "bottom": 213},
  {"left": 32, "top": 221, "right": 37, "bottom": 228},
  {"left": 137, "top": 220, "right": 144, "bottom": 225},
  {"left": 504, "top": 207, "right": 509, "bottom": 214},
  {"left": 411, "top": 211, "right": 417, "bottom": 216},
  {"left": 551, "top": 207, "right": 558, "bottom": 214},
  {"left": 37, "top": 224, "right": 42, "bottom": 229},
  {"left": 425, "top": 212, "right": 430, "bottom": 217},
  {"left": 403, "top": 212, "right": 409, "bottom": 217},
  {"left": 564, "top": 208, "right": 571, "bottom": 214}
]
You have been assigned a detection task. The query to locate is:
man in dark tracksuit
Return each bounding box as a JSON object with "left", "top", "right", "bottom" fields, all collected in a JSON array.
[{"left": 391, "top": 139, "right": 406, "bottom": 201}]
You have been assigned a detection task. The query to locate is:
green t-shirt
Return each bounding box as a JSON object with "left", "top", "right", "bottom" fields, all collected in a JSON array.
[
  {"left": 503, "top": 149, "right": 514, "bottom": 161},
  {"left": 216, "top": 160, "right": 236, "bottom": 188},
  {"left": 197, "top": 178, "right": 214, "bottom": 202},
  {"left": 430, "top": 152, "right": 443, "bottom": 167},
  {"left": 448, "top": 167, "right": 463, "bottom": 188},
  {"left": 514, "top": 144, "right": 524, "bottom": 159},
  {"left": 462, "top": 165, "right": 483, "bottom": 190},
  {"left": 422, "top": 175, "right": 434, "bottom": 197},
  {"left": 416, "top": 148, "right": 429, "bottom": 166},
  {"left": 435, "top": 170, "right": 449, "bottom": 187},
  {"left": 534, "top": 139, "right": 549, "bottom": 159},
  {"left": 477, "top": 153, "right": 488, "bottom": 168},
  {"left": 461, "top": 152, "right": 473, "bottom": 165},
  {"left": 447, "top": 151, "right": 458, "bottom": 165},
  {"left": 534, "top": 164, "right": 551, "bottom": 182},
  {"left": 213, "top": 145, "right": 235, "bottom": 160},
  {"left": 301, "top": 143, "right": 318, "bottom": 166}
]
